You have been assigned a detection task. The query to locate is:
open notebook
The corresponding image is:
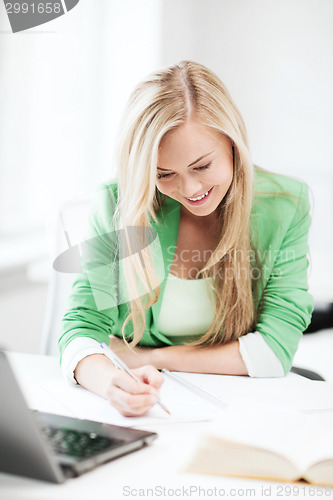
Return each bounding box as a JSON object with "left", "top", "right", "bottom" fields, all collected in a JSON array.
[
  {"left": 17, "top": 365, "right": 333, "bottom": 429},
  {"left": 19, "top": 369, "right": 225, "bottom": 428}
]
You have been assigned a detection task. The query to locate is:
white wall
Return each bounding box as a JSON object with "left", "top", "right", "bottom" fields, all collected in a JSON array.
[
  {"left": 0, "top": 0, "right": 162, "bottom": 235},
  {"left": 160, "top": 0, "right": 333, "bottom": 302},
  {"left": 0, "top": 0, "right": 163, "bottom": 353},
  {"left": 0, "top": 276, "right": 47, "bottom": 353}
]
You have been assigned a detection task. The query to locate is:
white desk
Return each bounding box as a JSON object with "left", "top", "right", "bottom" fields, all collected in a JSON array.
[{"left": 1, "top": 353, "right": 333, "bottom": 500}]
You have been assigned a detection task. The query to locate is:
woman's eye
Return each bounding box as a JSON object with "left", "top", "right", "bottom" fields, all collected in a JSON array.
[
  {"left": 157, "top": 161, "right": 211, "bottom": 180},
  {"left": 195, "top": 162, "right": 211, "bottom": 172},
  {"left": 157, "top": 172, "right": 174, "bottom": 180}
]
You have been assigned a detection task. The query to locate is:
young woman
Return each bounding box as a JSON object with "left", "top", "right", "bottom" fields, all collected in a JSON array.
[{"left": 59, "top": 61, "right": 313, "bottom": 416}]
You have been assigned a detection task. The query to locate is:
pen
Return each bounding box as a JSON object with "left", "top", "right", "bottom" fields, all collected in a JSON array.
[{"left": 100, "top": 343, "right": 171, "bottom": 415}]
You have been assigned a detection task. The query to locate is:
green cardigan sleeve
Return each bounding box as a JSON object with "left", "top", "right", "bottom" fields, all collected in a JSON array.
[
  {"left": 58, "top": 183, "right": 121, "bottom": 362},
  {"left": 253, "top": 181, "right": 314, "bottom": 374}
]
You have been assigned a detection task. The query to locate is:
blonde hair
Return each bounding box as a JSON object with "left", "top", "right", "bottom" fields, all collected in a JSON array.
[{"left": 114, "top": 61, "right": 260, "bottom": 346}]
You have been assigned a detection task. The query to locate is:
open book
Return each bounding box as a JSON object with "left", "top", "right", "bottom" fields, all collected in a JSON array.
[{"left": 184, "top": 404, "right": 333, "bottom": 486}]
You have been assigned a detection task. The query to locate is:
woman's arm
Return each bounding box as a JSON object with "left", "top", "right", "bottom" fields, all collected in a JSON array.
[
  {"left": 109, "top": 336, "right": 248, "bottom": 375},
  {"left": 153, "top": 341, "right": 248, "bottom": 375},
  {"left": 251, "top": 182, "right": 313, "bottom": 374}
]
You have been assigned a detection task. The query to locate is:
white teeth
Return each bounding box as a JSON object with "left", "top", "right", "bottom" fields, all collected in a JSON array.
[{"left": 187, "top": 190, "right": 209, "bottom": 201}]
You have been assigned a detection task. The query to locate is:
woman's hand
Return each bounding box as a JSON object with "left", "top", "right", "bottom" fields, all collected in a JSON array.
[
  {"left": 74, "top": 353, "right": 164, "bottom": 417},
  {"left": 105, "top": 365, "right": 164, "bottom": 417}
]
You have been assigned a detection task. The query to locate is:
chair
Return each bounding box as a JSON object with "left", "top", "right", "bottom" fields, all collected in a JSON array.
[
  {"left": 40, "top": 195, "right": 92, "bottom": 356},
  {"left": 290, "top": 366, "right": 325, "bottom": 381}
]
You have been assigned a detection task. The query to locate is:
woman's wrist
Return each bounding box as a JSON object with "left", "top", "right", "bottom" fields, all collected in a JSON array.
[
  {"left": 149, "top": 346, "right": 164, "bottom": 370},
  {"left": 74, "top": 353, "right": 118, "bottom": 399},
  {"left": 150, "top": 345, "right": 177, "bottom": 371}
]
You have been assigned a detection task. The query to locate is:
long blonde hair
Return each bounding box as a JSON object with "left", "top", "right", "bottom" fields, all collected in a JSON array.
[{"left": 115, "top": 61, "right": 260, "bottom": 346}]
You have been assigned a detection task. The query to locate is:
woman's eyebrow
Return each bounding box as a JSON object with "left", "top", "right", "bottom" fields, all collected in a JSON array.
[{"left": 157, "top": 151, "right": 214, "bottom": 171}]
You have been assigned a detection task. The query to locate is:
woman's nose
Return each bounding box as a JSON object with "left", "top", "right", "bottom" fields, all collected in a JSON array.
[{"left": 178, "top": 176, "right": 202, "bottom": 198}]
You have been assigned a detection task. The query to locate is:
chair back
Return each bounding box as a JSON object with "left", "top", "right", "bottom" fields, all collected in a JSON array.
[{"left": 40, "top": 195, "right": 92, "bottom": 356}]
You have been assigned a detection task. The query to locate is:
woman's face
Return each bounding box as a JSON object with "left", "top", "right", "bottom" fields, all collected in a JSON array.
[{"left": 156, "top": 119, "right": 234, "bottom": 218}]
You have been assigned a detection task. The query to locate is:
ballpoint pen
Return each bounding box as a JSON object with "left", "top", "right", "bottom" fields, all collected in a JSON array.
[{"left": 100, "top": 343, "right": 171, "bottom": 415}]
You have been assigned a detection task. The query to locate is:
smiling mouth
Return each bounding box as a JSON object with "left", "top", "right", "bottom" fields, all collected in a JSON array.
[{"left": 185, "top": 187, "right": 213, "bottom": 202}]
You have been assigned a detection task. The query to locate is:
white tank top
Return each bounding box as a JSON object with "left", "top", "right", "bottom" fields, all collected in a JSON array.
[{"left": 157, "top": 272, "right": 216, "bottom": 344}]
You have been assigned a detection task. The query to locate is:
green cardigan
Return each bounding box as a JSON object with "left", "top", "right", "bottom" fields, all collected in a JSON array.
[{"left": 59, "top": 167, "right": 314, "bottom": 375}]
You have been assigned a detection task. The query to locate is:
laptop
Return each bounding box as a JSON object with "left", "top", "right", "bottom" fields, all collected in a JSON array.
[{"left": 0, "top": 350, "right": 157, "bottom": 483}]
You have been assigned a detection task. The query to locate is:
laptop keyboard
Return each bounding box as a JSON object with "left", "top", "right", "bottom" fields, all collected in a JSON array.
[{"left": 42, "top": 426, "right": 125, "bottom": 458}]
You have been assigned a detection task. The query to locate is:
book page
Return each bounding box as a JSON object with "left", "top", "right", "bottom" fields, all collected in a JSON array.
[
  {"left": 270, "top": 411, "right": 333, "bottom": 473},
  {"left": 304, "top": 418, "right": 333, "bottom": 467},
  {"left": 302, "top": 424, "right": 333, "bottom": 485},
  {"left": 305, "top": 458, "right": 333, "bottom": 487},
  {"left": 185, "top": 434, "right": 301, "bottom": 483},
  {"left": 197, "top": 403, "right": 333, "bottom": 474}
]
